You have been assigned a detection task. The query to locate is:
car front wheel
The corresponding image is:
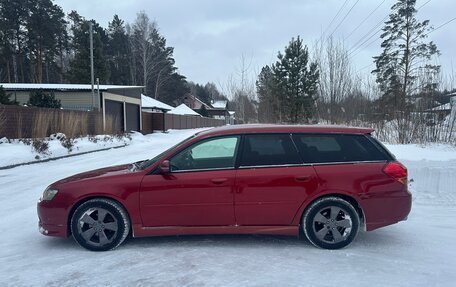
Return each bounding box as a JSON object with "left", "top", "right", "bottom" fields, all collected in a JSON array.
[
  {"left": 71, "top": 198, "right": 130, "bottom": 251},
  {"left": 303, "top": 197, "right": 359, "bottom": 249}
]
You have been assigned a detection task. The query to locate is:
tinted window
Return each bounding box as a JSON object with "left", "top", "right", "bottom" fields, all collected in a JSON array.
[
  {"left": 292, "top": 134, "right": 389, "bottom": 163},
  {"left": 240, "top": 134, "right": 302, "bottom": 166},
  {"left": 170, "top": 136, "right": 239, "bottom": 171}
]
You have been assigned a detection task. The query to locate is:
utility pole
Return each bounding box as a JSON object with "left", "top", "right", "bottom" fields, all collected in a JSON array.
[
  {"left": 90, "top": 22, "right": 95, "bottom": 110},
  {"left": 96, "top": 78, "right": 100, "bottom": 111}
]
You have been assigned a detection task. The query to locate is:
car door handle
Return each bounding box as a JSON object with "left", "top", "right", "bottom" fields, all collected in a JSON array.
[
  {"left": 295, "top": 176, "right": 311, "bottom": 182},
  {"left": 211, "top": 178, "right": 228, "bottom": 184}
]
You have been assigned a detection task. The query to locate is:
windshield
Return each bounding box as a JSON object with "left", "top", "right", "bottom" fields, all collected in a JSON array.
[{"left": 138, "top": 134, "right": 197, "bottom": 170}]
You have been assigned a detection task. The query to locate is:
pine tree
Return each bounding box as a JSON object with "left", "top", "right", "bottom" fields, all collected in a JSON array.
[
  {"left": 0, "top": 0, "right": 28, "bottom": 82},
  {"left": 106, "top": 15, "right": 130, "bottom": 85},
  {"left": 159, "top": 73, "right": 189, "bottom": 105},
  {"left": 28, "top": 90, "right": 61, "bottom": 108},
  {"left": 373, "top": 0, "right": 439, "bottom": 113},
  {"left": 67, "top": 11, "right": 109, "bottom": 83},
  {"left": 256, "top": 65, "right": 277, "bottom": 123},
  {"left": 272, "top": 36, "right": 319, "bottom": 123},
  {"left": 26, "top": 0, "right": 67, "bottom": 83}
]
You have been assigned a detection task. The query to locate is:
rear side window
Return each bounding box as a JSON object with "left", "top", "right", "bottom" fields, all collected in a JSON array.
[
  {"left": 292, "top": 134, "right": 389, "bottom": 163},
  {"left": 240, "top": 134, "right": 302, "bottom": 167}
]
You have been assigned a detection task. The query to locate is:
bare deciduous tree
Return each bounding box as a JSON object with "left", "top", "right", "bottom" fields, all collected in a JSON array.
[{"left": 314, "top": 36, "right": 353, "bottom": 123}]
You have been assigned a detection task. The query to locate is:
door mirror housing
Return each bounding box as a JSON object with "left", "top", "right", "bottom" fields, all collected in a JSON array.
[{"left": 159, "top": 160, "right": 170, "bottom": 174}]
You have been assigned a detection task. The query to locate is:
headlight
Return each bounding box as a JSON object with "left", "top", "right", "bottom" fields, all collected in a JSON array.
[{"left": 41, "top": 187, "right": 59, "bottom": 201}]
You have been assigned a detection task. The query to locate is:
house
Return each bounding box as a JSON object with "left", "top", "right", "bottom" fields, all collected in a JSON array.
[
  {"left": 169, "top": 104, "right": 202, "bottom": 116},
  {"left": 141, "top": 94, "right": 173, "bottom": 113},
  {"left": 182, "top": 94, "right": 212, "bottom": 110},
  {"left": 180, "top": 94, "right": 236, "bottom": 124},
  {"left": 0, "top": 83, "right": 143, "bottom": 132}
]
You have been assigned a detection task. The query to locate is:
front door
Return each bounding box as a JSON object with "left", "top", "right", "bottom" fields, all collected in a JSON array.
[
  {"left": 234, "top": 134, "right": 319, "bottom": 225},
  {"left": 140, "top": 136, "right": 240, "bottom": 227}
]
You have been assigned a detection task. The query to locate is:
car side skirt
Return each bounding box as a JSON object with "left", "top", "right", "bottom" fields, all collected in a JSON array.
[{"left": 132, "top": 224, "right": 299, "bottom": 238}]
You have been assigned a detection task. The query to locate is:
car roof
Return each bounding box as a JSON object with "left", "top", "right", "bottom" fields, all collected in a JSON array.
[{"left": 197, "top": 124, "right": 375, "bottom": 137}]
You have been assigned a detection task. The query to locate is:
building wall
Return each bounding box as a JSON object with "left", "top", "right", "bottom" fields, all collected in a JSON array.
[{"left": 6, "top": 90, "right": 100, "bottom": 110}]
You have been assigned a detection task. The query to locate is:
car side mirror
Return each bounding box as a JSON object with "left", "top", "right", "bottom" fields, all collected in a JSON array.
[{"left": 159, "top": 160, "right": 170, "bottom": 174}]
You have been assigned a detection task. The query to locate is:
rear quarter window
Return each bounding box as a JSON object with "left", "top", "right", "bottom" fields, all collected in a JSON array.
[{"left": 292, "top": 134, "right": 390, "bottom": 164}]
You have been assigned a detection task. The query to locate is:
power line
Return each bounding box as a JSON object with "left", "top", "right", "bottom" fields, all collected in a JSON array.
[
  {"left": 328, "top": 0, "right": 360, "bottom": 38},
  {"left": 321, "top": 0, "right": 350, "bottom": 40},
  {"left": 349, "top": 29, "right": 382, "bottom": 59},
  {"left": 349, "top": 0, "right": 430, "bottom": 59},
  {"left": 425, "top": 17, "right": 456, "bottom": 36},
  {"left": 348, "top": 17, "right": 386, "bottom": 56},
  {"left": 353, "top": 0, "right": 434, "bottom": 75},
  {"left": 417, "top": 0, "right": 431, "bottom": 10},
  {"left": 344, "top": 0, "right": 387, "bottom": 41}
]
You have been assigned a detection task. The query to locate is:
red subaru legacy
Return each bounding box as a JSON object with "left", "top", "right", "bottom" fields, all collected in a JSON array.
[{"left": 37, "top": 125, "right": 411, "bottom": 251}]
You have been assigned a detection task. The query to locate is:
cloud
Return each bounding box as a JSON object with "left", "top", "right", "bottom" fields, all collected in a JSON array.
[{"left": 54, "top": 0, "right": 456, "bottom": 85}]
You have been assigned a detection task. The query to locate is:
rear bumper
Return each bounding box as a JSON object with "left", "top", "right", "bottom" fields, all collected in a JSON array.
[{"left": 362, "top": 190, "right": 412, "bottom": 231}]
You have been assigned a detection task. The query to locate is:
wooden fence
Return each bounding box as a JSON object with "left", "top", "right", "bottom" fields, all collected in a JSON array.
[
  {"left": 0, "top": 105, "right": 103, "bottom": 139},
  {"left": 142, "top": 112, "right": 226, "bottom": 133},
  {"left": 0, "top": 105, "right": 227, "bottom": 139}
]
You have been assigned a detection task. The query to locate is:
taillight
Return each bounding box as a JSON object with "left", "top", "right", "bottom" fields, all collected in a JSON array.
[{"left": 383, "top": 161, "right": 408, "bottom": 184}]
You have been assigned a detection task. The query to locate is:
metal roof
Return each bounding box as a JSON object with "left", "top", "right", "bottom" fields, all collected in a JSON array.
[{"left": 0, "top": 83, "right": 144, "bottom": 91}]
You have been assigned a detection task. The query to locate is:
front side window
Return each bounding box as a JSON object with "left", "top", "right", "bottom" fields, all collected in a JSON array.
[
  {"left": 240, "top": 134, "right": 302, "bottom": 167},
  {"left": 170, "top": 136, "right": 239, "bottom": 171}
]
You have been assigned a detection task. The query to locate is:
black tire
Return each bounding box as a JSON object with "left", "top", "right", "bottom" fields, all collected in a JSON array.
[
  {"left": 71, "top": 198, "right": 130, "bottom": 251},
  {"left": 302, "top": 197, "right": 359, "bottom": 249}
]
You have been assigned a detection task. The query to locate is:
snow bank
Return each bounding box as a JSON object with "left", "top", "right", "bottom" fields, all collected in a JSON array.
[
  {"left": 386, "top": 143, "right": 456, "bottom": 161},
  {"left": 0, "top": 134, "right": 130, "bottom": 168}
]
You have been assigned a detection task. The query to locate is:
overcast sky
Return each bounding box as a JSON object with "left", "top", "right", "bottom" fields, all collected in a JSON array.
[{"left": 54, "top": 0, "right": 456, "bottom": 88}]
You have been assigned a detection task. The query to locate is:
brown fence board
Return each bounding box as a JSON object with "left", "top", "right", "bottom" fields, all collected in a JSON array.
[{"left": 0, "top": 105, "right": 102, "bottom": 139}]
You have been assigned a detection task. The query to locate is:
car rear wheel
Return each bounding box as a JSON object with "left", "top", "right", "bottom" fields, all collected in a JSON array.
[
  {"left": 303, "top": 197, "right": 359, "bottom": 249},
  {"left": 71, "top": 198, "right": 130, "bottom": 251}
]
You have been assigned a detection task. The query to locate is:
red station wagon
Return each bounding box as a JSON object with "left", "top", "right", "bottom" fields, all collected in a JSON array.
[{"left": 37, "top": 125, "right": 412, "bottom": 251}]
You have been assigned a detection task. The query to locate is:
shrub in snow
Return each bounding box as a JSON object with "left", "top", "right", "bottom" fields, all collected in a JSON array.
[
  {"left": 49, "top": 133, "right": 66, "bottom": 140},
  {"left": 20, "top": 138, "right": 32, "bottom": 146},
  {"left": 60, "top": 137, "right": 76, "bottom": 153},
  {"left": 32, "top": 139, "right": 49, "bottom": 155},
  {"left": 0, "top": 137, "right": 9, "bottom": 144}
]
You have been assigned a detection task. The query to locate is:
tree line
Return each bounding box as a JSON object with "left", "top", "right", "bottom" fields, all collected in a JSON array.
[
  {"left": 0, "top": 0, "right": 214, "bottom": 106},
  {"left": 255, "top": 0, "right": 455, "bottom": 144}
]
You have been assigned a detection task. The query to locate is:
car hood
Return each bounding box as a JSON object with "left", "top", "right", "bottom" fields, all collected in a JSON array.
[{"left": 53, "top": 164, "right": 133, "bottom": 186}]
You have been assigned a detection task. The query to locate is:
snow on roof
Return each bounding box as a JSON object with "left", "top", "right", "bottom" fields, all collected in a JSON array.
[
  {"left": 431, "top": 103, "right": 453, "bottom": 111},
  {"left": 169, "top": 104, "right": 202, "bottom": 116},
  {"left": 141, "top": 94, "right": 173, "bottom": 111},
  {"left": 0, "top": 83, "right": 144, "bottom": 91},
  {"left": 211, "top": 100, "right": 227, "bottom": 109}
]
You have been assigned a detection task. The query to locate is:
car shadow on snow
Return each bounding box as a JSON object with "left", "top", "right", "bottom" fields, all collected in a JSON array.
[
  {"left": 38, "top": 229, "right": 407, "bottom": 251},
  {"left": 127, "top": 234, "right": 308, "bottom": 249}
]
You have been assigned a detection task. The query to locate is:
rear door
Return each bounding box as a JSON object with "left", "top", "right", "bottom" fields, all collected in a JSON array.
[{"left": 234, "top": 134, "right": 319, "bottom": 226}]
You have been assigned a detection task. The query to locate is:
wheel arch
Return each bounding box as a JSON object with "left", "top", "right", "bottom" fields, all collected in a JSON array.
[
  {"left": 67, "top": 195, "right": 132, "bottom": 237},
  {"left": 294, "top": 192, "right": 365, "bottom": 230}
]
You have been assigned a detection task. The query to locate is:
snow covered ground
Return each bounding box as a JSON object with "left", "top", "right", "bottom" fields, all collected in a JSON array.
[
  {"left": 0, "top": 128, "right": 455, "bottom": 286},
  {"left": 0, "top": 133, "right": 134, "bottom": 168}
]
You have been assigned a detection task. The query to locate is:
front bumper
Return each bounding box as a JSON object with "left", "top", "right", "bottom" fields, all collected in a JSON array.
[{"left": 37, "top": 200, "right": 69, "bottom": 238}]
